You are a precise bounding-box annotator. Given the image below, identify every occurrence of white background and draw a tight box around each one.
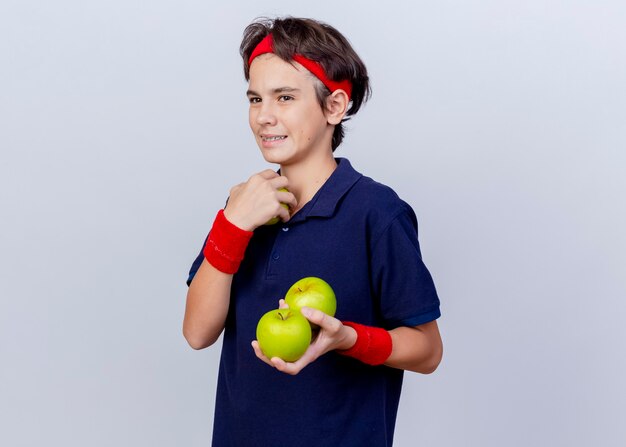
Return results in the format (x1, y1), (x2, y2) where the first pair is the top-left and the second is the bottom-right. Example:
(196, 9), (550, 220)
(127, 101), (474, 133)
(1, 1), (625, 446)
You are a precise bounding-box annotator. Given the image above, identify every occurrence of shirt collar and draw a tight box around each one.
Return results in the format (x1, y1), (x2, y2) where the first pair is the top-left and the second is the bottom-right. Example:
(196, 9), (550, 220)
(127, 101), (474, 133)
(285, 157), (362, 224)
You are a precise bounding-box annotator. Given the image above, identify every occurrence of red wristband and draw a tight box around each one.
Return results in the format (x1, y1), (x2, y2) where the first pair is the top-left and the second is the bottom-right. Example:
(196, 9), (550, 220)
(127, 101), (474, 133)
(203, 209), (254, 274)
(337, 322), (393, 366)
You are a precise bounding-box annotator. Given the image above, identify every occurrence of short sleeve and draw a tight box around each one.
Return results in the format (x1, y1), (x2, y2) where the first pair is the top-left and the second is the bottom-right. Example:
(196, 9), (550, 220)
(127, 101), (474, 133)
(186, 235), (207, 286)
(371, 206), (441, 328)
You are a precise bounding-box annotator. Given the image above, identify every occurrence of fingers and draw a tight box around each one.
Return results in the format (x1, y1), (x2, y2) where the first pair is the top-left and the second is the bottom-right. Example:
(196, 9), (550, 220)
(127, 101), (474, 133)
(255, 169), (280, 180)
(276, 206), (291, 223)
(252, 332), (314, 375)
(269, 174), (289, 188)
(272, 357), (303, 375)
(278, 299), (289, 309)
(271, 349), (315, 375)
(300, 307), (342, 333)
(251, 340), (277, 368)
(252, 173), (297, 221)
(276, 189), (298, 212)
(269, 357), (289, 371)
(227, 171), (295, 228)
(252, 340), (305, 374)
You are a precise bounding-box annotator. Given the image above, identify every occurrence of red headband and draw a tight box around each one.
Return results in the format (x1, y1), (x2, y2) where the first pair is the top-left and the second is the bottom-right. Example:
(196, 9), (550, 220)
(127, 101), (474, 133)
(248, 34), (353, 100)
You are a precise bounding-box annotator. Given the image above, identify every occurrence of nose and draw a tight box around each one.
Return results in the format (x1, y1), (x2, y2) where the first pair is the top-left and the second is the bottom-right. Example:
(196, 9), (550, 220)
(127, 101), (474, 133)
(255, 101), (277, 126)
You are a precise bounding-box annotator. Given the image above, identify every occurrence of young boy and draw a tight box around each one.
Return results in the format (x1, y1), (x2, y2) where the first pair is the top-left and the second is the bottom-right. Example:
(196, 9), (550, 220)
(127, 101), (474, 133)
(184, 17), (443, 447)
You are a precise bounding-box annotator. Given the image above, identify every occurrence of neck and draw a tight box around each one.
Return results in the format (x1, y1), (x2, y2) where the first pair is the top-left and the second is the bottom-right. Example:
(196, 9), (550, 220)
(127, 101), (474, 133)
(280, 151), (338, 214)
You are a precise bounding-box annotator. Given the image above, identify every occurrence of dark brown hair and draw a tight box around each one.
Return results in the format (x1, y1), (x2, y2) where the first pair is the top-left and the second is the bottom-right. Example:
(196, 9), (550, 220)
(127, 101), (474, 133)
(240, 17), (371, 151)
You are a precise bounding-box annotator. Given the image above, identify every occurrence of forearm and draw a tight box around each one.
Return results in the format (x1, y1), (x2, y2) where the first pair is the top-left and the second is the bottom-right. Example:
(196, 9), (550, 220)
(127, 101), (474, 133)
(183, 259), (233, 349)
(384, 321), (443, 373)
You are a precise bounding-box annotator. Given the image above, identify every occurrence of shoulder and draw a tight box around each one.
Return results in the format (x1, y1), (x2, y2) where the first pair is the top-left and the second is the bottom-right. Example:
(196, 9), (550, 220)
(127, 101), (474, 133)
(342, 167), (418, 238)
(351, 169), (415, 214)
(353, 174), (406, 207)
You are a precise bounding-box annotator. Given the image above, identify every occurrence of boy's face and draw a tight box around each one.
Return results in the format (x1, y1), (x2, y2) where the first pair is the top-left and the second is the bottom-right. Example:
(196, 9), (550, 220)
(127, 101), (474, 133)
(246, 54), (333, 166)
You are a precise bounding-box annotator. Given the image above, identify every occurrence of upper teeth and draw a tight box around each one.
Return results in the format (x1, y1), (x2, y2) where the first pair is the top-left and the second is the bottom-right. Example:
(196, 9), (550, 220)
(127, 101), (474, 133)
(264, 136), (286, 141)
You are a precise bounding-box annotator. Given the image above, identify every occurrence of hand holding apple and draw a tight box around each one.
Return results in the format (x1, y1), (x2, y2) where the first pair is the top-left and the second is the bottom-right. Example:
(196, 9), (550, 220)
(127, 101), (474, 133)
(252, 306), (357, 375)
(264, 187), (291, 225)
(252, 277), (340, 372)
(223, 171), (297, 231)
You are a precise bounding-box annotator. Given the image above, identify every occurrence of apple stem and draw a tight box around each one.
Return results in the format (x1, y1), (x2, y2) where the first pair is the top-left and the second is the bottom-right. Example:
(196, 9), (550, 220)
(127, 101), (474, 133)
(297, 287), (303, 293)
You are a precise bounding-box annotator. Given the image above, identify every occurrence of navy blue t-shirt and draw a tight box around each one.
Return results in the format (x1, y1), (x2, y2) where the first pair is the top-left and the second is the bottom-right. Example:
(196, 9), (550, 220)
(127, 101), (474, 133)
(187, 158), (440, 447)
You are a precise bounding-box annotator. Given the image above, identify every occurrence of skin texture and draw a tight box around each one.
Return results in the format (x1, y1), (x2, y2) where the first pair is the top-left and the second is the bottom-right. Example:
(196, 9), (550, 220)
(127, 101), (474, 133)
(184, 53), (443, 376)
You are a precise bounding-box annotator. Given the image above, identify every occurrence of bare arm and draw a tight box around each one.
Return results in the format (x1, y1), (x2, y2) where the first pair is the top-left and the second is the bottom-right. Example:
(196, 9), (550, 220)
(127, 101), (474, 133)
(183, 259), (233, 350)
(386, 320), (443, 374)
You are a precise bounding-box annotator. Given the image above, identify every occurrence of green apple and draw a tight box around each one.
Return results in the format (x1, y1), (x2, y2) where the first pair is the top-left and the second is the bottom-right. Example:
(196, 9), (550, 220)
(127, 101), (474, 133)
(284, 277), (337, 319)
(264, 187), (290, 225)
(256, 309), (312, 362)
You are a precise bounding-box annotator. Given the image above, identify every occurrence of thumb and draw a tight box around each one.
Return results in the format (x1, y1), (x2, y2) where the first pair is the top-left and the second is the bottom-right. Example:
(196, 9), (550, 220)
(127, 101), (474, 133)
(300, 307), (331, 328)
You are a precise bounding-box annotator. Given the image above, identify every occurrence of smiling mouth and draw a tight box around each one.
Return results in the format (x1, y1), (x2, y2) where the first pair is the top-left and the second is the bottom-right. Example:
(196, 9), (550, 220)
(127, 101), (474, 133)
(262, 135), (287, 142)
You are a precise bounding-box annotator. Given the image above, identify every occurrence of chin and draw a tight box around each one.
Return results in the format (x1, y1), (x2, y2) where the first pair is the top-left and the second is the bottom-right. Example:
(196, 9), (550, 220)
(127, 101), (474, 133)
(259, 151), (283, 165)
(259, 148), (295, 166)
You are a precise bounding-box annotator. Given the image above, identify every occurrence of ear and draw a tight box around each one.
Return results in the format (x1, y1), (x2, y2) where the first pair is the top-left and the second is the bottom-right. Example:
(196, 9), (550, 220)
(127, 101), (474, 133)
(324, 90), (349, 125)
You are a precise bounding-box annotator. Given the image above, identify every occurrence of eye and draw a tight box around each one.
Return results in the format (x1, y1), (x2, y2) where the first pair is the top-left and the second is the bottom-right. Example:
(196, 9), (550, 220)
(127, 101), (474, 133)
(248, 97), (261, 104)
(278, 95), (294, 102)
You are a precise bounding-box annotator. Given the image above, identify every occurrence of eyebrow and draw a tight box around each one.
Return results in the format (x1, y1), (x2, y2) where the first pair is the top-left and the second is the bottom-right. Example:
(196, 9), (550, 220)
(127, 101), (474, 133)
(246, 87), (301, 97)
